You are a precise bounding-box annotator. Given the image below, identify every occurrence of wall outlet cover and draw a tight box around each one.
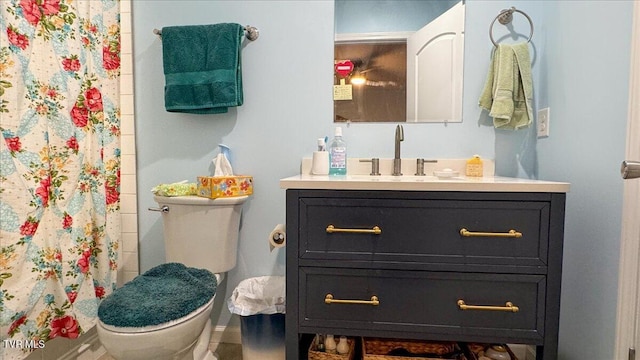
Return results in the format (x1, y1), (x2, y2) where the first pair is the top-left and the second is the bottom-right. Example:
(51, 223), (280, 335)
(537, 107), (550, 138)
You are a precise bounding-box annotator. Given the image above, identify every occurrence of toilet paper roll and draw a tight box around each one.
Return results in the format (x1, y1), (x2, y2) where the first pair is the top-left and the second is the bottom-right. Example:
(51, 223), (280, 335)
(269, 224), (286, 251)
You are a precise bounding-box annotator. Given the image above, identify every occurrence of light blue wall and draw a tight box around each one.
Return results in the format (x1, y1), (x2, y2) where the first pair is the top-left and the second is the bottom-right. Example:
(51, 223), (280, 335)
(538, 2), (632, 359)
(131, 1), (632, 357)
(132, 0), (335, 327)
(335, 0), (459, 33)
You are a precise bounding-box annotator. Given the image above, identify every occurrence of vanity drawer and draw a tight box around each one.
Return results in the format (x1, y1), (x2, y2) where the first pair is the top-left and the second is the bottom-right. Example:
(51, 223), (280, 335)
(299, 267), (545, 343)
(298, 197), (550, 268)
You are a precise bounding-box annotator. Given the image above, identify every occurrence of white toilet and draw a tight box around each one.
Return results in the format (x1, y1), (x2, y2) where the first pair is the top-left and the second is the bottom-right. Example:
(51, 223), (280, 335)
(97, 195), (248, 360)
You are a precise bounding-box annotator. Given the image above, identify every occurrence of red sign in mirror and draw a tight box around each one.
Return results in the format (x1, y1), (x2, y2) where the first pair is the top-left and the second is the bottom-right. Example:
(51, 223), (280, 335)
(334, 60), (354, 78)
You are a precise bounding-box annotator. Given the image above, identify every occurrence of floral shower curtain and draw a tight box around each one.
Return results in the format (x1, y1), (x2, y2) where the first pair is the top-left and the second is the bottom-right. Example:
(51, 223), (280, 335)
(0, 1), (120, 359)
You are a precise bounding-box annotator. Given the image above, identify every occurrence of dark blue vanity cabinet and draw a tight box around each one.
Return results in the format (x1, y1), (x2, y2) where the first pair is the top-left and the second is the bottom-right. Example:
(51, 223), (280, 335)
(285, 190), (566, 360)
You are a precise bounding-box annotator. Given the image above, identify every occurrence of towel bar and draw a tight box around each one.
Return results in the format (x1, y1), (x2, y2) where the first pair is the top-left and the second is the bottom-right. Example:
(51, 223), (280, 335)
(153, 25), (259, 41)
(489, 7), (533, 46)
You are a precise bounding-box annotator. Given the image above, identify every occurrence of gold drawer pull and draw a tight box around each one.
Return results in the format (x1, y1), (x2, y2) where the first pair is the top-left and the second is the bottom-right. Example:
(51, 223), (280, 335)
(325, 294), (380, 306)
(457, 299), (520, 313)
(326, 224), (382, 235)
(459, 228), (522, 238)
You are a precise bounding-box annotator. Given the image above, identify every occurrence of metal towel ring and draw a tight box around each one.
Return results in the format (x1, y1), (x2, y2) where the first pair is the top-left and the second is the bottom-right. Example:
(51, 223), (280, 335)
(489, 7), (534, 47)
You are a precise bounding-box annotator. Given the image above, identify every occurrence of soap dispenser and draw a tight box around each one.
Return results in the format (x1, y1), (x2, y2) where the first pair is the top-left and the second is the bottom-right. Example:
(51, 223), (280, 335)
(329, 127), (347, 175)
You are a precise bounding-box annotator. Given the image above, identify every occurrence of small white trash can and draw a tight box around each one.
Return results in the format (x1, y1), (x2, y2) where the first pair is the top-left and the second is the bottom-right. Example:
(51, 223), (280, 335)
(228, 276), (285, 360)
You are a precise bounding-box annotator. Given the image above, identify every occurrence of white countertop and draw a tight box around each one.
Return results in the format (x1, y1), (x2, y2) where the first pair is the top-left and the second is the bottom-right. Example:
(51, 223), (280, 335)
(280, 174), (570, 193)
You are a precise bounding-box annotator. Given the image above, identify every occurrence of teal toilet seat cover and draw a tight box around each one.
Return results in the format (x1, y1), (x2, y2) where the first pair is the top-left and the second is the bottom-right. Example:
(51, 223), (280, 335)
(98, 263), (217, 327)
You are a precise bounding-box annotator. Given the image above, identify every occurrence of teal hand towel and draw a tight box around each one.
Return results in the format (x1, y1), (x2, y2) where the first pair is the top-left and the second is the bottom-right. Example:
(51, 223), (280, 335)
(98, 263), (217, 327)
(479, 42), (533, 130)
(162, 23), (244, 114)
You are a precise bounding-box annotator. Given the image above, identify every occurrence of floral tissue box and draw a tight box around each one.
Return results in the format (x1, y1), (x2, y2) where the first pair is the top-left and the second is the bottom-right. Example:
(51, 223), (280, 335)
(197, 176), (253, 199)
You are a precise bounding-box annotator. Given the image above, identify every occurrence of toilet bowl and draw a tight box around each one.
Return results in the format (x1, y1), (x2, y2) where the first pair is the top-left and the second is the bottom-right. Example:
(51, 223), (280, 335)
(97, 195), (248, 360)
(96, 275), (221, 360)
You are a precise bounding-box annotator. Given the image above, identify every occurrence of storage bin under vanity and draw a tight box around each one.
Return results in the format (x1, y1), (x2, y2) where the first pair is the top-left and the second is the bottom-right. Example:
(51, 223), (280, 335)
(359, 338), (519, 360)
(361, 337), (467, 360)
(308, 335), (356, 360)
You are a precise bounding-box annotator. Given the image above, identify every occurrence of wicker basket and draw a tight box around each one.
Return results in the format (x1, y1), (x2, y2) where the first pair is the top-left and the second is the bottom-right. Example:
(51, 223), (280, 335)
(362, 337), (467, 360)
(308, 335), (356, 360)
(462, 343), (518, 360)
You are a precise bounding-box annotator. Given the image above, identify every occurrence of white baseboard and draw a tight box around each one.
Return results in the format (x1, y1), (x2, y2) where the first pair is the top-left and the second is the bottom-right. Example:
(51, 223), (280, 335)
(210, 325), (241, 345)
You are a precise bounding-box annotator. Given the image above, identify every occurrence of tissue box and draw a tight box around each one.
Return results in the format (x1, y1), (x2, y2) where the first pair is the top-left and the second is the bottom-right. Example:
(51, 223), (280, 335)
(197, 176), (253, 199)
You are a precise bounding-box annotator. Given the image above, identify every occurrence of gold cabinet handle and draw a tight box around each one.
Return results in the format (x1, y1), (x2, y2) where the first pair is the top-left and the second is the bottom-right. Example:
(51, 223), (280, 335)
(326, 225), (382, 235)
(459, 228), (522, 238)
(457, 299), (519, 313)
(325, 294), (380, 306)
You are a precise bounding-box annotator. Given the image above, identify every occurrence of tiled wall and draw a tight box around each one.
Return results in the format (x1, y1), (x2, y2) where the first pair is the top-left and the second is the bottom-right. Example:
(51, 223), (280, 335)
(118, 0), (139, 287)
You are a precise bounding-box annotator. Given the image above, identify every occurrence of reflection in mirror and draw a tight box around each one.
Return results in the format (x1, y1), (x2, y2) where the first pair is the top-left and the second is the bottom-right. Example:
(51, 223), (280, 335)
(334, 0), (464, 123)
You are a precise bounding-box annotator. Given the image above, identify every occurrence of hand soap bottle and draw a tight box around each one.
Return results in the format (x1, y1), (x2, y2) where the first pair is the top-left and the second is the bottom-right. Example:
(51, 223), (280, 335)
(466, 155), (483, 177)
(329, 127), (347, 175)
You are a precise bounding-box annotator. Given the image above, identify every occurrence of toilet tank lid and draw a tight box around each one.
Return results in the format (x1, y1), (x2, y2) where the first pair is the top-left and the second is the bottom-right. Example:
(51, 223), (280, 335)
(98, 263), (217, 328)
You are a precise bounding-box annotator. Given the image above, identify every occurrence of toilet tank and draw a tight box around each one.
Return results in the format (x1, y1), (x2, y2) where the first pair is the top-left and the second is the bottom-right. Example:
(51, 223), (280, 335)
(153, 195), (248, 274)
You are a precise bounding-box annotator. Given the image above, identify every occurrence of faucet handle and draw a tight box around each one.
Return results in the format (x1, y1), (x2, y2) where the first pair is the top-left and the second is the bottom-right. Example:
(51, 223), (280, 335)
(415, 158), (438, 176)
(359, 158), (381, 176)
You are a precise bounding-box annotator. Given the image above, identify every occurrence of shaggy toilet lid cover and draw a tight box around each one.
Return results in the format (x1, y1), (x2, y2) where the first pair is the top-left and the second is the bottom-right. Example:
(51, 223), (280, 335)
(98, 263), (217, 328)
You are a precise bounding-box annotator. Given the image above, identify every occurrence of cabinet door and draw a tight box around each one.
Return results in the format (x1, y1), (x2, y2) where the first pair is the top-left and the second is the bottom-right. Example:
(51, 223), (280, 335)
(299, 267), (546, 344)
(298, 197), (550, 270)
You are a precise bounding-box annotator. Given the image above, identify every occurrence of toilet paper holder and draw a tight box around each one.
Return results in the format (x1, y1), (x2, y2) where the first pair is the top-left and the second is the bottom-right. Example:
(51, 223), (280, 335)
(269, 224), (286, 251)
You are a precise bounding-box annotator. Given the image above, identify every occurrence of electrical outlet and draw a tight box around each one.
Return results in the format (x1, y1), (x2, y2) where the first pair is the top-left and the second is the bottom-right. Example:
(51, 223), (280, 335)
(537, 107), (550, 138)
